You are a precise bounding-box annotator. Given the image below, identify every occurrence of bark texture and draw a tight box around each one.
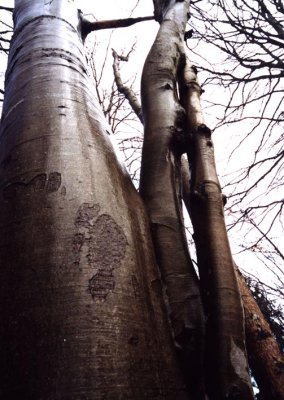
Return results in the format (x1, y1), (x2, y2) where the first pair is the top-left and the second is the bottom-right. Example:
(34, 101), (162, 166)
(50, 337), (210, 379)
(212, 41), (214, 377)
(0, 1), (188, 398)
(179, 58), (254, 400)
(237, 269), (284, 400)
(140, 2), (205, 398)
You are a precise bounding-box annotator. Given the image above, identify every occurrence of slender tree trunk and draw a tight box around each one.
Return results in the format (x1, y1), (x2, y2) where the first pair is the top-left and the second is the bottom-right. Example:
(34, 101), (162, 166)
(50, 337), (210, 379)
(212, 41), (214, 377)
(140, 2), (205, 398)
(0, 1), (188, 398)
(179, 57), (254, 399)
(237, 269), (284, 400)
(182, 158), (284, 399)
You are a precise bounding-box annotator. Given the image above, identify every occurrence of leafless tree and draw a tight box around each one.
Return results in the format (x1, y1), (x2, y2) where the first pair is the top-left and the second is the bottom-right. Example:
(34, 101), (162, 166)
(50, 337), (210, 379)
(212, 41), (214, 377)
(187, 0), (284, 291)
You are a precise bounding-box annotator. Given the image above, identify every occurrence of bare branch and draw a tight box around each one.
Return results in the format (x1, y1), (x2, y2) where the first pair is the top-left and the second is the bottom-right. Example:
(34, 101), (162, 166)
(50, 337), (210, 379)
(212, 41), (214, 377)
(112, 48), (143, 123)
(0, 6), (13, 12)
(81, 15), (155, 39)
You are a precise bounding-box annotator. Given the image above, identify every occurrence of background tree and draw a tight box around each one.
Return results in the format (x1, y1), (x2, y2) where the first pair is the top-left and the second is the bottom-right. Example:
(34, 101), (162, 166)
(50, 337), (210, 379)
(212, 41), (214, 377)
(238, 270), (284, 400)
(189, 0), (284, 293)
(246, 276), (284, 353)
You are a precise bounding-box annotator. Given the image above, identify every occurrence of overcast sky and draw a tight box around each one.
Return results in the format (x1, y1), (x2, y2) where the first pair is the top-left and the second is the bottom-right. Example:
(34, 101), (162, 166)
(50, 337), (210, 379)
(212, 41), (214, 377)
(0, 0), (282, 294)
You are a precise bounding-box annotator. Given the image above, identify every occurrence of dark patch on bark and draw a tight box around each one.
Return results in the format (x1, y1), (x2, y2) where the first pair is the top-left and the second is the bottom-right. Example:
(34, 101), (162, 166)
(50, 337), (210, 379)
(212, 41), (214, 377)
(75, 203), (100, 228)
(128, 335), (139, 346)
(88, 271), (114, 301)
(170, 130), (190, 155)
(32, 174), (47, 192)
(196, 123), (211, 137)
(256, 328), (271, 340)
(46, 172), (61, 192)
(73, 203), (128, 301)
(162, 83), (173, 90)
(131, 275), (141, 299)
(184, 29), (193, 40)
(60, 186), (66, 196)
(2, 172), (61, 199)
(39, 48), (87, 73)
(222, 193), (227, 206)
(72, 233), (85, 265)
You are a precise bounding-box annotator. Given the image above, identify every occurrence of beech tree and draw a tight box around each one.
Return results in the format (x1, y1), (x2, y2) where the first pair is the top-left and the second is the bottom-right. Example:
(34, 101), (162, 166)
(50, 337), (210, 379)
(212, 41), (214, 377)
(106, 25), (284, 400)
(0, 1), (283, 400)
(0, 1), (188, 398)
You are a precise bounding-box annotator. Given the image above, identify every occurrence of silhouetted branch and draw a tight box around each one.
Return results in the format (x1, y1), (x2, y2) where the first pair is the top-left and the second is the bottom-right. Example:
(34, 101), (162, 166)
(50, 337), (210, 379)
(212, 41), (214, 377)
(0, 6), (13, 12)
(81, 14), (155, 40)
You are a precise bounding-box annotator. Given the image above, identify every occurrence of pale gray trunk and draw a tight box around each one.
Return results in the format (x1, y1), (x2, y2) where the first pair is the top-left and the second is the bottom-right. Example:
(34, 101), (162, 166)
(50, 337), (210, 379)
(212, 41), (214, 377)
(0, 1), (188, 398)
(140, 1), (205, 398)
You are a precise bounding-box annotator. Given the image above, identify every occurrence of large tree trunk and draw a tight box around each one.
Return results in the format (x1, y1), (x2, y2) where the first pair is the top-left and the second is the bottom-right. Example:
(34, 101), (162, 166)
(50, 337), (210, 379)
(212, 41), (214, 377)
(140, 1), (205, 398)
(0, 1), (188, 398)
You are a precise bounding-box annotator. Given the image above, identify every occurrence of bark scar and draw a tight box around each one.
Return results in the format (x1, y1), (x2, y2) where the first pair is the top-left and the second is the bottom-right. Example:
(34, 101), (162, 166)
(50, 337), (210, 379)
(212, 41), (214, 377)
(73, 203), (128, 302)
(2, 172), (61, 199)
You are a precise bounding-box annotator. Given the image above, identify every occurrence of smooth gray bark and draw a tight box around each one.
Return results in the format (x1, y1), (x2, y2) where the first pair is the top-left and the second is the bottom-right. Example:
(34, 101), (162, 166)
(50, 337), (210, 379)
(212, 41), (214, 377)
(0, 1), (188, 398)
(140, 1), (206, 398)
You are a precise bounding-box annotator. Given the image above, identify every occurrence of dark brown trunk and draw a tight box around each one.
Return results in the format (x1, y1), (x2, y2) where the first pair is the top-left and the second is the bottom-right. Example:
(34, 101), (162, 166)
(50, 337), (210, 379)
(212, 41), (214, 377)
(81, 15), (154, 40)
(179, 57), (254, 399)
(237, 269), (284, 400)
